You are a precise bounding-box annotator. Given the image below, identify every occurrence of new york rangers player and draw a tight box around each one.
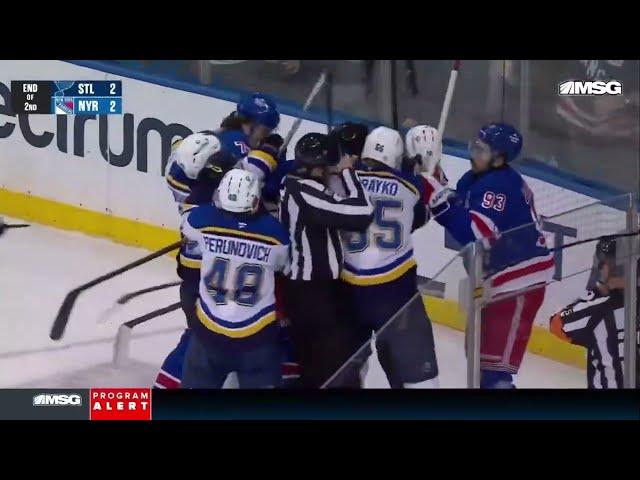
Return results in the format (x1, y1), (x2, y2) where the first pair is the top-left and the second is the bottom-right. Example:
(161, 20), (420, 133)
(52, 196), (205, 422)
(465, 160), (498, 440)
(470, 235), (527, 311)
(423, 123), (554, 388)
(340, 126), (439, 388)
(164, 92), (282, 205)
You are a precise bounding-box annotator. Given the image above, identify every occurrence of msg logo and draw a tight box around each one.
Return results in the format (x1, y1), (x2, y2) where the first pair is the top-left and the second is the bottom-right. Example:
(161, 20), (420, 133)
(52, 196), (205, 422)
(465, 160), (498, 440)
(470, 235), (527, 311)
(33, 394), (82, 407)
(558, 80), (623, 96)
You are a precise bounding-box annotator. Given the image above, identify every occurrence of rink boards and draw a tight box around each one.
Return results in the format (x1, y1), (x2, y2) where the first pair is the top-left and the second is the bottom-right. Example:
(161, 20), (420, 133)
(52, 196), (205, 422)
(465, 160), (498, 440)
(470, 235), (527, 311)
(1, 60), (629, 369)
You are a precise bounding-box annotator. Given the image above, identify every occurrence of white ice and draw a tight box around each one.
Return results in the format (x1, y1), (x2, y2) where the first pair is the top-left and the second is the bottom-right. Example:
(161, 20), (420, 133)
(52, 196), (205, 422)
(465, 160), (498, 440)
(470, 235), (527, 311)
(0, 217), (585, 388)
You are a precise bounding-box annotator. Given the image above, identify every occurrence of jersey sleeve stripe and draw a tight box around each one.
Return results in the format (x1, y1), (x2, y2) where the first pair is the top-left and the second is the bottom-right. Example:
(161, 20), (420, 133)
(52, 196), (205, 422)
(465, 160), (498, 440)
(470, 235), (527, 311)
(247, 149), (278, 171)
(470, 210), (497, 240)
(166, 174), (191, 194)
(246, 156), (272, 177)
(179, 254), (202, 269)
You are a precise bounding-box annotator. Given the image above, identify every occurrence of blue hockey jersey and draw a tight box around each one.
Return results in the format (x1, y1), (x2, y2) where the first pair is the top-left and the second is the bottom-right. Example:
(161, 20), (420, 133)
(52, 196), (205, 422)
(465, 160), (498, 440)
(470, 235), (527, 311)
(434, 165), (554, 295)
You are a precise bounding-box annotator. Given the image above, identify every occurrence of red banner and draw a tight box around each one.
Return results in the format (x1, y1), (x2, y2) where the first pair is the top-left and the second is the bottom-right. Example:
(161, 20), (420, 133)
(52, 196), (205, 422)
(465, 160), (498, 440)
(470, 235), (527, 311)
(90, 388), (151, 420)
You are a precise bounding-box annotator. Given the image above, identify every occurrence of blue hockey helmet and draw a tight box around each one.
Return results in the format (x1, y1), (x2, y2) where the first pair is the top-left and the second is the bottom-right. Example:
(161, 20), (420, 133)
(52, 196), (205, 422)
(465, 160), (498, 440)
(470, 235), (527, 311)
(236, 92), (280, 131)
(473, 123), (523, 163)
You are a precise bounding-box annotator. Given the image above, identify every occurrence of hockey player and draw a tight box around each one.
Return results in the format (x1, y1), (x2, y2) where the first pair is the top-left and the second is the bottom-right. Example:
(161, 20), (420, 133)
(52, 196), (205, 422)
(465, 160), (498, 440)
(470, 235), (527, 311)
(164, 92), (282, 205)
(422, 123), (554, 388)
(220, 92), (283, 183)
(339, 126), (439, 388)
(180, 168), (291, 388)
(155, 132), (237, 389)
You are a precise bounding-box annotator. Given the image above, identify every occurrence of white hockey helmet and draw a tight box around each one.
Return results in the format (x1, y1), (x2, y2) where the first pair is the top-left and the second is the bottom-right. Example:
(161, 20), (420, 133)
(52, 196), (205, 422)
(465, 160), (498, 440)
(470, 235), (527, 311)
(218, 168), (261, 213)
(405, 125), (442, 170)
(176, 132), (222, 180)
(361, 126), (404, 170)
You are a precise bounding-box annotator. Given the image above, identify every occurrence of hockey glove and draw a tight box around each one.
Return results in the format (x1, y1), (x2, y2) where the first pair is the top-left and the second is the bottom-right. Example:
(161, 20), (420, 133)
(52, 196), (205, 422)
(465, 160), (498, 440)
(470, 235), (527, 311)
(422, 175), (454, 219)
(0, 217), (5, 238)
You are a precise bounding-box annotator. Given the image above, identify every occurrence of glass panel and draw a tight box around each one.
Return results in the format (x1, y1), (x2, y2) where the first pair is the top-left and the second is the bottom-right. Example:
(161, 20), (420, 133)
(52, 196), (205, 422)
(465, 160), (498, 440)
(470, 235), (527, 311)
(96, 60), (394, 127)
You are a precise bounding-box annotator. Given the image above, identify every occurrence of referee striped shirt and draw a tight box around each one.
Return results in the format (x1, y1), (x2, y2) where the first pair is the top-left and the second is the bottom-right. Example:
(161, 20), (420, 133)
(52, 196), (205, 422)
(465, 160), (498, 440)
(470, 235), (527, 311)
(280, 168), (373, 281)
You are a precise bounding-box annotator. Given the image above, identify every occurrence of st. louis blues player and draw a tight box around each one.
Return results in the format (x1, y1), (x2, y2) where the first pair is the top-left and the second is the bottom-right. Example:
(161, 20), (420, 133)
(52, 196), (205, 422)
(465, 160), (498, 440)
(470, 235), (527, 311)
(180, 169), (291, 388)
(156, 132), (236, 389)
(422, 123), (554, 388)
(340, 126), (440, 388)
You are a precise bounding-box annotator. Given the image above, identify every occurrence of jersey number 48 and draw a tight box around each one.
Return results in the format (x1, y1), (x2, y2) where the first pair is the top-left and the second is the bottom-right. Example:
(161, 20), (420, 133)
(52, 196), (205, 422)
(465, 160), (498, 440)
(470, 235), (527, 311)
(204, 258), (264, 307)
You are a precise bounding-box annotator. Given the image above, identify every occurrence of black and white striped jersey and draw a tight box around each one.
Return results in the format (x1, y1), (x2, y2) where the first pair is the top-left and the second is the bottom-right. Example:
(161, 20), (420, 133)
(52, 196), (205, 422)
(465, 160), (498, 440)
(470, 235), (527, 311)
(279, 168), (373, 281)
(552, 290), (625, 389)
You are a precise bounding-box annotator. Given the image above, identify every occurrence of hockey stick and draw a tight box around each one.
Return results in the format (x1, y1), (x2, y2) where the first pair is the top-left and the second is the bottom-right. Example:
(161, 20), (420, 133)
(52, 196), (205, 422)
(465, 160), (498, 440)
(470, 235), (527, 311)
(326, 70), (334, 134)
(50, 239), (182, 341)
(5, 223), (31, 229)
(427, 60), (461, 176)
(113, 302), (182, 367)
(390, 60), (399, 129)
(548, 230), (640, 253)
(116, 280), (182, 305)
(98, 279), (182, 324)
(279, 70), (328, 156)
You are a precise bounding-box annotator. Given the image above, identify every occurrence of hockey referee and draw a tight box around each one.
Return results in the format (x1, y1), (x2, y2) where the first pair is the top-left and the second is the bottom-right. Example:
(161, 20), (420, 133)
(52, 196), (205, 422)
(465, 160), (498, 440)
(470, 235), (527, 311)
(280, 132), (374, 388)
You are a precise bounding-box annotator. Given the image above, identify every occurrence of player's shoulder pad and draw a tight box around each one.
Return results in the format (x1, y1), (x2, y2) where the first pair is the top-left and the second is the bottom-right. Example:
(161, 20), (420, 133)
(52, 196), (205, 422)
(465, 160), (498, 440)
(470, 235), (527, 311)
(456, 170), (475, 191)
(471, 166), (523, 195)
(397, 170), (425, 197)
(186, 204), (217, 229)
(253, 213), (290, 246)
(218, 129), (250, 159)
(356, 165), (423, 197)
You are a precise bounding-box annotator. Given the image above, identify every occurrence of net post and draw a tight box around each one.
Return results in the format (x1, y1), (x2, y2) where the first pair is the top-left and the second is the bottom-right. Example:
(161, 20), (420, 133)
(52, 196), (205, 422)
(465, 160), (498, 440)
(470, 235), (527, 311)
(623, 195), (638, 388)
(466, 242), (484, 389)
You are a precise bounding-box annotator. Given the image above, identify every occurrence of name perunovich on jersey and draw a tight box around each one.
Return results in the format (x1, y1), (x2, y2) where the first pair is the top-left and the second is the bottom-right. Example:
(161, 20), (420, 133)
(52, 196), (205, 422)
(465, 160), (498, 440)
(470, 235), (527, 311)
(182, 205), (290, 341)
(340, 167), (425, 286)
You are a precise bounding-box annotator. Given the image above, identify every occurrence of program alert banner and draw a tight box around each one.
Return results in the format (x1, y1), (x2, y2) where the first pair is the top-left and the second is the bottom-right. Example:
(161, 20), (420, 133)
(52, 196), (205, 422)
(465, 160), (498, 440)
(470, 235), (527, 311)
(90, 388), (151, 420)
(0, 388), (152, 420)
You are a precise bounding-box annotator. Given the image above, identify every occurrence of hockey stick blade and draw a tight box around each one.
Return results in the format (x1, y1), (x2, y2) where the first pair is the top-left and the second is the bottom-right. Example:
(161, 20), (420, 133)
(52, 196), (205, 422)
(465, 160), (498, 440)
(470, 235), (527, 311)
(123, 302), (182, 329)
(5, 223), (31, 229)
(50, 240), (182, 341)
(117, 280), (182, 305)
(50, 289), (82, 340)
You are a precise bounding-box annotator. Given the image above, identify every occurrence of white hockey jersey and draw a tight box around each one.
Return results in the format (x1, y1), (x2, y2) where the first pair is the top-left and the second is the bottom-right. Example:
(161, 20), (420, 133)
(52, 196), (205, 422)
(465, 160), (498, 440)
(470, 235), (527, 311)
(182, 204), (290, 341)
(339, 165), (426, 286)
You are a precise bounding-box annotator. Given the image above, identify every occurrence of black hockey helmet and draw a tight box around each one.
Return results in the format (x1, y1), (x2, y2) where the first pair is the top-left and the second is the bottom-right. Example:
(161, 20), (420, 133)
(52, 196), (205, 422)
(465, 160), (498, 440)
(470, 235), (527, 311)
(596, 236), (617, 262)
(329, 122), (369, 159)
(295, 132), (331, 167)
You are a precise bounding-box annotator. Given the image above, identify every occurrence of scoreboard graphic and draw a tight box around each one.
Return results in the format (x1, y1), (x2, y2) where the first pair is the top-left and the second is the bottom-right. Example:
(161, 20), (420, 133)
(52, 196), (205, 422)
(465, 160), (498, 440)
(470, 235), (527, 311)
(11, 80), (122, 115)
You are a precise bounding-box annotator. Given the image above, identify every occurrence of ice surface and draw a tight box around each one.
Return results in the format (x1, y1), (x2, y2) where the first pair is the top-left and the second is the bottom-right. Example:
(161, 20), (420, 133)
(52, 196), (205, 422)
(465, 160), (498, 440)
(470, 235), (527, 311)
(0, 217), (585, 388)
